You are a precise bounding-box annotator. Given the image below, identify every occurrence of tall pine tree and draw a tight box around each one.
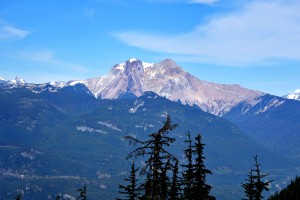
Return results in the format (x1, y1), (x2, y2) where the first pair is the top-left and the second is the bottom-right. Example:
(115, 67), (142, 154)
(253, 155), (272, 200)
(242, 155), (272, 200)
(182, 132), (194, 200)
(182, 133), (214, 200)
(169, 160), (182, 200)
(117, 162), (140, 200)
(124, 115), (178, 200)
(242, 170), (255, 200)
(192, 134), (214, 200)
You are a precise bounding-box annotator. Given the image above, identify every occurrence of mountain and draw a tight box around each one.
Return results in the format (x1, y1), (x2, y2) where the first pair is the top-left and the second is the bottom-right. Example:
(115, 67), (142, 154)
(1, 83), (299, 200)
(224, 94), (300, 158)
(82, 58), (300, 159)
(283, 89), (300, 100)
(83, 58), (262, 116)
(0, 77), (26, 85)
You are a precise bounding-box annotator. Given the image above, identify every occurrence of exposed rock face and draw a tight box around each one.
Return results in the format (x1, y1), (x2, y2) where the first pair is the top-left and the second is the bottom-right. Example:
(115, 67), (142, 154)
(83, 58), (263, 116)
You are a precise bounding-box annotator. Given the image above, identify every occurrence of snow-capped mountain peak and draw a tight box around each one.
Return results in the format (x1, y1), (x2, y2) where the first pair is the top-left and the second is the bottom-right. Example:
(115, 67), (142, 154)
(283, 89), (300, 101)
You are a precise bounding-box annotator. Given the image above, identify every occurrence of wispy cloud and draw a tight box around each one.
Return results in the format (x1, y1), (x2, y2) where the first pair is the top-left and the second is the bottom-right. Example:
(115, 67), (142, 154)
(16, 50), (87, 72)
(115, 0), (300, 66)
(0, 19), (30, 40)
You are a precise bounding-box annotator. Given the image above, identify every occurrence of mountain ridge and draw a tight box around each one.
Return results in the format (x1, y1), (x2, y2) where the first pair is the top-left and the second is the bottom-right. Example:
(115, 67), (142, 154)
(83, 58), (264, 116)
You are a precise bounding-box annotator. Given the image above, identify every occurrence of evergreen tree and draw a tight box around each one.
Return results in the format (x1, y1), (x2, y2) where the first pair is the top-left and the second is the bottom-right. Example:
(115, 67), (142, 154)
(242, 170), (255, 200)
(192, 134), (214, 200)
(55, 193), (62, 200)
(268, 176), (300, 200)
(15, 194), (22, 200)
(77, 186), (87, 200)
(124, 115), (178, 200)
(242, 155), (272, 200)
(161, 159), (171, 200)
(182, 132), (194, 200)
(169, 160), (182, 200)
(182, 133), (214, 200)
(117, 162), (140, 200)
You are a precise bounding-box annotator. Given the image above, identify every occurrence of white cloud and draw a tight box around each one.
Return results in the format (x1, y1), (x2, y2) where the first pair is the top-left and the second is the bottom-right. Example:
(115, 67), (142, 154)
(0, 20), (30, 40)
(115, 0), (300, 66)
(16, 50), (87, 72)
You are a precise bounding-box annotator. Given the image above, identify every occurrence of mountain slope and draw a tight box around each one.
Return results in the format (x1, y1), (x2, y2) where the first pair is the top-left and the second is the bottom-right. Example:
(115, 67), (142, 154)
(84, 58), (263, 116)
(0, 84), (298, 200)
(224, 94), (300, 158)
(83, 58), (300, 160)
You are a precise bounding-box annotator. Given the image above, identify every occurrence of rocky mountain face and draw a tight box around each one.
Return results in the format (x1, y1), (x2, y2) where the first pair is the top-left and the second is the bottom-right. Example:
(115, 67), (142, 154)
(84, 58), (263, 116)
(283, 89), (300, 100)
(82, 58), (300, 158)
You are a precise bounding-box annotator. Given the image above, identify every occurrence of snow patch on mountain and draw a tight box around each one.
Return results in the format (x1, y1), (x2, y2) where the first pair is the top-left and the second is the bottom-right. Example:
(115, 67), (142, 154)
(76, 126), (107, 134)
(98, 121), (121, 132)
(283, 89), (300, 100)
(129, 100), (144, 113)
(49, 81), (66, 88)
(255, 98), (285, 115)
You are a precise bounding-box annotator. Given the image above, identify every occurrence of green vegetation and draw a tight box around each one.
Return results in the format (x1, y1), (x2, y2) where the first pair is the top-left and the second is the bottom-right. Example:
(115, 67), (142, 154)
(118, 116), (215, 200)
(268, 176), (300, 200)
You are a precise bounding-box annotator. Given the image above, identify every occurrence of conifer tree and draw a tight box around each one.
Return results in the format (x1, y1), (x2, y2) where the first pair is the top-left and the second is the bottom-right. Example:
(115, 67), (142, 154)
(56, 193), (62, 200)
(117, 162), (140, 200)
(182, 132), (194, 200)
(15, 194), (22, 200)
(253, 155), (272, 200)
(182, 133), (214, 200)
(192, 134), (214, 200)
(242, 155), (272, 200)
(268, 176), (300, 200)
(124, 115), (178, 200)
(161, 159), (171, 200)
(169, 160), (182, 200)
(242, 170), (255, 200)
(77, 186), (87, 200)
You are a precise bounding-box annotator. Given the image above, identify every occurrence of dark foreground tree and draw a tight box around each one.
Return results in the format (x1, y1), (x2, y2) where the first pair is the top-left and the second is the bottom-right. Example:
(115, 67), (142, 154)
(268, 176), (300, 200)
(15, 194), (22, 200)
(242, 155), (272, 200)
(168, 160), (182, 200)
(182, 132), (194, 200)
(124, 115), (178, 200)
(182, 133), (214, 200)
(242, 170), (255, 200)
(192, 134), (215, 200)
(117, 162), (140, 200)
(77, 186), (87, 200)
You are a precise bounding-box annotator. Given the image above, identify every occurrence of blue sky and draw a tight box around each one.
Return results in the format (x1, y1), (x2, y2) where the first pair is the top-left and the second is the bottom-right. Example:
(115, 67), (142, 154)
(0, 0), (299, 96)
